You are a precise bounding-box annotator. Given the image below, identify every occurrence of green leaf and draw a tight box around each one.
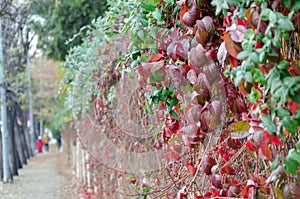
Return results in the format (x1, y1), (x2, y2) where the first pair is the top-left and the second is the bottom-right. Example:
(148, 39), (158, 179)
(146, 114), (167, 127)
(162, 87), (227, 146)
(261, 114), (277, 135)
(168, 97), (179, 107)
(284, 158), (297, 175)
(130, 60), (140, 68)
(277, 59), (290, 69)
(164, 0), (175, 4)
(273, 86), (289, 104)
(291, 94), (300, 104)
(261, 8), (271, 21)
(152, 96), (160, 105)
(234, 70), (244, 87)
(269, 10), (277, 22)
(250, 52), (259, 63)
(282, 117), (298, 134)
(271, 157), (280, 170)
(144, 105), (153, 114)
(150, 26), (158, 38)
(277, 18), (294, 31)
(253, 68), (266, 85)
(270, 79), (281, 95)
(292, 1), (300, 11)
(161, 89), (173, 96)
(139, 18), (148, 27)
(248, 87), (262, 103)
(295, 109), (300, 120)
(137, 30), (145, 39)
(266, 68), (280, 87)
(275, 107), (290, 119)
(169, 110), (179, 120)
(296, 141), (300, 151)
(152, 8), (162, 21)
(259, 51), (266, 63)
(158, 92), (167, 102)
(230, 121), (250, 132)
(288, 149), (300, 165)
(157, 19), (165, 25)
(211, 0), (223, 15)
(245, 71), (253, 83)
(237, 51), (250, 60)
(141, 2), (155, 12)
(283, 76), (300, 89)
(283, 0), (291, 9)
(244, 29), (255, 40)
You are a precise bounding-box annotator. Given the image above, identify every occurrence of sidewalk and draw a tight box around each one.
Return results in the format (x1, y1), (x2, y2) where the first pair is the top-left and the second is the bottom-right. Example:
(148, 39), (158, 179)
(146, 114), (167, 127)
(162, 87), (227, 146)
(0, 145), (80, 199)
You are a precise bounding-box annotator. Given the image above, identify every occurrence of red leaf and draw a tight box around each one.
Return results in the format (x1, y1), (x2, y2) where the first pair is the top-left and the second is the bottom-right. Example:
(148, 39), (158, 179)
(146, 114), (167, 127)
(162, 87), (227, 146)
(222, 31), (242, 58)
(259, 139), (272, 161)
(167, 65), (186, 83)
(200, 155), (216, 175)
(211, 174), (222, 189)
(166, 145), (181, 161)
(194, 73), (211, 104)
(228, 138), (243, 149)
(184, 102), (201, 124)
(187, 69), (198, 84)
(228, 25), (246, 43)
(190, 44), (213, 69)
(138, 60), (165, 81)
(130, 178), (137, 184)
(228, 185), (241, 197)
(167, 39), (190, 60)
(246, 140), (259, 152)
(287, 101), (300, 115)
(229, 55), (239, 68)
(238, 80), (252, 97)
(245, 4), (267, 33)
(236, 17), (247, 26)
(217, 42), (227, 67)
(255, 41), (263, 49)
(148, 53), (165, 62)
(200, 101), (223, 132)
(186, 161), (197, 174)
(194, 16), (214, 45)
(138, 63), (151, 80)
(229, 95), (247, 114)
(222, 164), (236, 175)
(271, 134), (283, 146)
(180, 3), (200, 28)
(203, 63), (219, 85)
(180, 125), (198, 137)
(166, 114), (180, 132)
(241, 183), (256, 199)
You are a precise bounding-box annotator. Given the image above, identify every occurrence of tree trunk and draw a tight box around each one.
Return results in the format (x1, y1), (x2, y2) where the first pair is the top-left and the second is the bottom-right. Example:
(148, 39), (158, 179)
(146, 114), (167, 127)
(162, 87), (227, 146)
(14, 120), (27, 166)
(23, 112), (33, 157)
(7, 106), (18, 177)
(0, 129), (3, 180)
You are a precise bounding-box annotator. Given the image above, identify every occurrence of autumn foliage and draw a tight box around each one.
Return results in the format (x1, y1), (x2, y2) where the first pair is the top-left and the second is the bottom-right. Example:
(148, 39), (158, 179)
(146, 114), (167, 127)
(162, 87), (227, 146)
(62, 0), (300, 198)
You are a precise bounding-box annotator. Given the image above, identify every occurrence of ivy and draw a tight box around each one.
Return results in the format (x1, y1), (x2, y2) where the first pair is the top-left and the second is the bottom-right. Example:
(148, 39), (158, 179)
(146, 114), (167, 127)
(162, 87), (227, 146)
(145, 85), (179, 120)
(58, 0), (300, 197)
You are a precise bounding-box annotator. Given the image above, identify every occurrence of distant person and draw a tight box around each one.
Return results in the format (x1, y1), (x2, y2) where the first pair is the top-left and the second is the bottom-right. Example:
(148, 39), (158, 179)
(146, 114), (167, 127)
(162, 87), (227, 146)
(42, 133), (50, 152)
(36, 136), (43, 153)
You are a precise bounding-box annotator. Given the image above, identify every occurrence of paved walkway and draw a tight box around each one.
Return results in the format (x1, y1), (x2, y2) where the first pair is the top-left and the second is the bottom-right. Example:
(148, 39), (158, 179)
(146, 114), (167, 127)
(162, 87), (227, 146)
(0, 145), (80, 199)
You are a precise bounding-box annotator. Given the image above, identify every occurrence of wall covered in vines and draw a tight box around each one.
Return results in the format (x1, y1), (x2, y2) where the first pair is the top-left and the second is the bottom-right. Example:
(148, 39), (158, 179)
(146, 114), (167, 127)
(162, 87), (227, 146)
(60, 0), (300, 198)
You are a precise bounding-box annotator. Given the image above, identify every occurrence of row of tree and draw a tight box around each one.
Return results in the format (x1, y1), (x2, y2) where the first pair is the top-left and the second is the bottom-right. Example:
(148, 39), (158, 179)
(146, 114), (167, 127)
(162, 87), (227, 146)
(0, 0), (35, 182)
(0, 0), (108, 183)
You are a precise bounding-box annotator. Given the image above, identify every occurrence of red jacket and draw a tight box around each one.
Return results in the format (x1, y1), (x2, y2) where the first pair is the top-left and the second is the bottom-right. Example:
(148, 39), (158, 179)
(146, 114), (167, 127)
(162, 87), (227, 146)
(36, 139), (43, 153)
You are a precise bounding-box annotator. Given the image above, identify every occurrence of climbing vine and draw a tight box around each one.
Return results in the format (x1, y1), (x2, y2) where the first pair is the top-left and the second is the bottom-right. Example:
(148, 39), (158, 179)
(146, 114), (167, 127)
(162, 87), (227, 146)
(60, 0), (300, 198)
